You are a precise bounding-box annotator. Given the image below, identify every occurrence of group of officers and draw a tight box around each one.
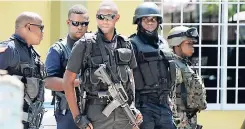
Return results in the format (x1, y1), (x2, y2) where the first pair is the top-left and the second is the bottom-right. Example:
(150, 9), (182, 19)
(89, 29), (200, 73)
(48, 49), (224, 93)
(0, 1), (207, 129)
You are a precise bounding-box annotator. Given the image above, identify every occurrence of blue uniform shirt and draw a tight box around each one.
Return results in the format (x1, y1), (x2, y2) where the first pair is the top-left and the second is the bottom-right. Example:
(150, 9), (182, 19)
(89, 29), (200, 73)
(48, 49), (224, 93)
(45, 35), (77, 78)
(0, 34), (30, 70)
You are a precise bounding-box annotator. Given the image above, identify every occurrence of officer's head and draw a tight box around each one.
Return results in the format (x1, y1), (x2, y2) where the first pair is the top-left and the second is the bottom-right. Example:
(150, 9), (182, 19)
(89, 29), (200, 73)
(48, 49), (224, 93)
(133, 2), (162, 36)
(167, 26), (198, 57)
(67, 5), (89, 40)
(96, 1), (120, 34)
(15, 12), (44, 46)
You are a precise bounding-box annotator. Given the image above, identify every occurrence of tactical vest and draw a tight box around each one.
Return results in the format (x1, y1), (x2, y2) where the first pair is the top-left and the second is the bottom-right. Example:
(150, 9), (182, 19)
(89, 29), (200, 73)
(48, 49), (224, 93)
(53, 38), (71, 77)
(51, 38), (80, 106)
(4, 37), (45, 111)
(130, 35), (175, 96)
(174, 58), (207, 112)
(80, 33), (134, 103)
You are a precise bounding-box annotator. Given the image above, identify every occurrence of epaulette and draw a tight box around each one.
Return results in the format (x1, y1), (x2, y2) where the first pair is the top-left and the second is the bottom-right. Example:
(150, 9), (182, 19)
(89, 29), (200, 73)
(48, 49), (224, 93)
(52, 38), (64, 48)
(0, 41), (9, 46)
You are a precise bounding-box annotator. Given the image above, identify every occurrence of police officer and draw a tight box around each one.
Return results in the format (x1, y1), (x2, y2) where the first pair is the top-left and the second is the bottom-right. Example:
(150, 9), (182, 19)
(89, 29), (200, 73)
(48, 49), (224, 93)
(167, 26), (207, 129)
(0, 70), (24, 129)
(44, 5), (89, 129)
(0, 12), (45, 129)
(130, 2), (177, 129)
(63, 1), (142, 129)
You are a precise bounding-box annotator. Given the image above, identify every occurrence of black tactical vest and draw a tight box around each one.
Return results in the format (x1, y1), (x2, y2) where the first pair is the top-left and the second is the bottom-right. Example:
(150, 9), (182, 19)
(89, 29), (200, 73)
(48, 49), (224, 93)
(80, 33), (134, 103)
(4, 36), (45, 111)
(130, 34), (174, 96)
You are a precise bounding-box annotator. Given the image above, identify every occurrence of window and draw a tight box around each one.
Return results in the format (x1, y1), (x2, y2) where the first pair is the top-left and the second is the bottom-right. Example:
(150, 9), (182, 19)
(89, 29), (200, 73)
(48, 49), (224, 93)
(145, 0), (245, 110)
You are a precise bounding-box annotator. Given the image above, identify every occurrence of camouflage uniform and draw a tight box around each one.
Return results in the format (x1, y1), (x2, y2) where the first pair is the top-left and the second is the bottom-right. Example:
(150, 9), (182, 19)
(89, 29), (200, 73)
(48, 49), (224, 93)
(167, 26), (207, 129)
(171, 57), (199, 129)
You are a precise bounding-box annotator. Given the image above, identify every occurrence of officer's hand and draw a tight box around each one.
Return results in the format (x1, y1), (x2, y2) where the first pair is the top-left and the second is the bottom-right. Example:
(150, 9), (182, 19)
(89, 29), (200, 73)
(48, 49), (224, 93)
(74, 79), (80, 87)
(130, 107), (143, 129)
(132, 112), (143, 129)
(136, 113), (143, 125)
(86, 123), (93, 129)
(74, 114), (91, 129)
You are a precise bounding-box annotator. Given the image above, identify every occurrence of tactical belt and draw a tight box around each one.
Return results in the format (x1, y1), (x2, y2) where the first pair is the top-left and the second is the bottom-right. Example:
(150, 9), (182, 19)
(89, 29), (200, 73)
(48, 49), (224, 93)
(140, 95), (169, 105)
(87, 98), (110, 105)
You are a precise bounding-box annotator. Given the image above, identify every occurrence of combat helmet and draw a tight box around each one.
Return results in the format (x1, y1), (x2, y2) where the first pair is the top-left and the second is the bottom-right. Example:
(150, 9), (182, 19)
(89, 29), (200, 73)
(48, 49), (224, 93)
(133, 2), (162, 24)
(167, 26), (199, 47)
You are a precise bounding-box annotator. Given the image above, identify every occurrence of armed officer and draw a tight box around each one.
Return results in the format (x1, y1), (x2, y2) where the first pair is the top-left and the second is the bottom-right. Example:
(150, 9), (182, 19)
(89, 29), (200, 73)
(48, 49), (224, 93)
(167, 26), (207, 129)
(63, 1), (142, 129)
(0, 12), (46, 129)
(44, 5), (89, 129)
(130, 2), (177, 129)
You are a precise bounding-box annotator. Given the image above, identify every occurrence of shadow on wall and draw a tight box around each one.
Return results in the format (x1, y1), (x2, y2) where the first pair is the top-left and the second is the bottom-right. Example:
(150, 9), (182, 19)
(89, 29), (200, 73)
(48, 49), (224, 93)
(241, 119), (245, 129)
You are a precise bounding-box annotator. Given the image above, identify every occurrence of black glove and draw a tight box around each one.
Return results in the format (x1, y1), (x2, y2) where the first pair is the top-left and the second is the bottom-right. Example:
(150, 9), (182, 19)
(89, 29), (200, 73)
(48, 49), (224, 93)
(74, 114), (91, 129)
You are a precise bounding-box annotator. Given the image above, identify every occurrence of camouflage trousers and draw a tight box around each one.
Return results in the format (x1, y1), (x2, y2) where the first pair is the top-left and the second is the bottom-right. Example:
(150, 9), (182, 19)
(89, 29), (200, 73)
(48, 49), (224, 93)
(173, 110), (197, 129)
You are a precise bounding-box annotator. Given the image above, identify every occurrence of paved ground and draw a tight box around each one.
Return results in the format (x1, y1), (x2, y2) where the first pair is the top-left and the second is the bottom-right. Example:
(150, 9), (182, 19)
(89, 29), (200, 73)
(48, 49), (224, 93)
(41, 109), (56, 129)
(42, 89), (56, 129)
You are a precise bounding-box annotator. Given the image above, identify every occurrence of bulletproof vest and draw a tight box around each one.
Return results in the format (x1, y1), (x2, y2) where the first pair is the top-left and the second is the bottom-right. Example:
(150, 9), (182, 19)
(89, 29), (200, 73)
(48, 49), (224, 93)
(4, 37), (45, 111)
(130, 35), (174, 95)
(52, 38), (80, 103)
(80, 33), (134, 102)
(53, 38), (71, 76)
(174, 58), (207, 111)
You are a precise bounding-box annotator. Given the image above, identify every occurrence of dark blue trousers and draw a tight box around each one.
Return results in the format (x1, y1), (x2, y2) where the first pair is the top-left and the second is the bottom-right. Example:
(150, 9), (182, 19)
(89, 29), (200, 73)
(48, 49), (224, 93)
(138, 102), (177, 129)
(55, 110), (79, 129)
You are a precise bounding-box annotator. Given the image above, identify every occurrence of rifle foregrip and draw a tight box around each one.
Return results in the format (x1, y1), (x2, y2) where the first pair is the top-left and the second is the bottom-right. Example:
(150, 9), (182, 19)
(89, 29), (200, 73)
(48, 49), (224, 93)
(122, 105), (138, 129)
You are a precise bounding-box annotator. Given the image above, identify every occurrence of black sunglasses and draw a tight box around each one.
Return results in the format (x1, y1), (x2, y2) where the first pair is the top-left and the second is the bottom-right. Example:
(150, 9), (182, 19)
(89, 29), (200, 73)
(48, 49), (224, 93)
(69, 20), (89, 27)
(29, 23), (44, 32)
(96, 14), (116, 21)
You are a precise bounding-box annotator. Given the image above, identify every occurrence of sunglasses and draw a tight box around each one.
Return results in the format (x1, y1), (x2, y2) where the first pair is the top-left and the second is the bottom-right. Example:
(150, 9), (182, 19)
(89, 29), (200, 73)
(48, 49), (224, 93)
(69, 20), (89, 27)
(96, 14), (116, 21)
(29, 23), (44, 32)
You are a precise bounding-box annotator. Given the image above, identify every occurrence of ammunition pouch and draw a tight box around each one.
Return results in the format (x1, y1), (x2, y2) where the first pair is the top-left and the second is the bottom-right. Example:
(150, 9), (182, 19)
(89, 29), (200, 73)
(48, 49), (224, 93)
(114, 48), (132, 83)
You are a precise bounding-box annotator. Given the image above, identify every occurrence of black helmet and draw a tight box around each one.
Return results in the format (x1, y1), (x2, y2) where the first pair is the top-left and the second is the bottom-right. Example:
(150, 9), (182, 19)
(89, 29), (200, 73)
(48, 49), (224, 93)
(133, 2), (162, 24)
